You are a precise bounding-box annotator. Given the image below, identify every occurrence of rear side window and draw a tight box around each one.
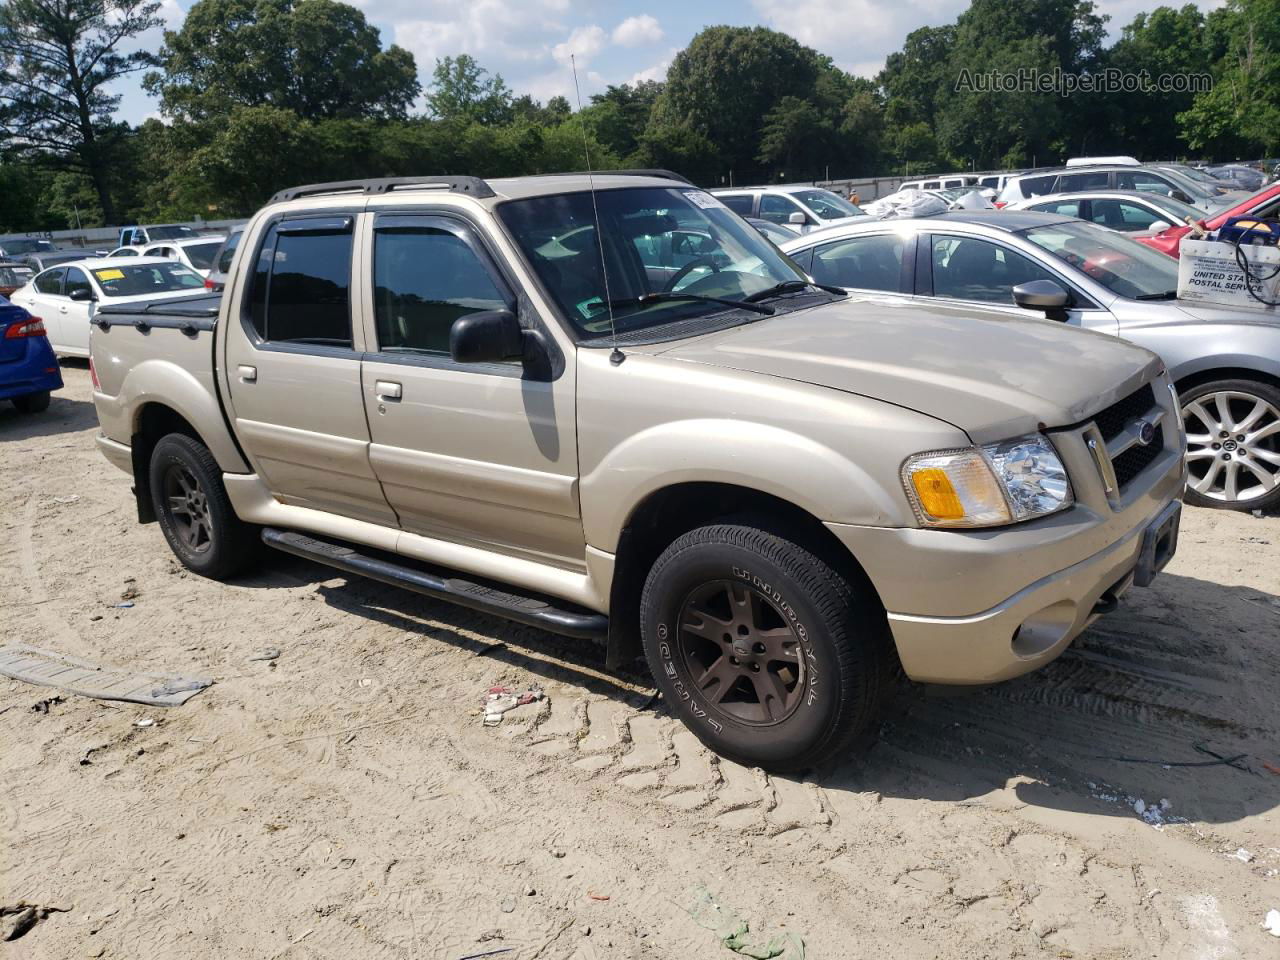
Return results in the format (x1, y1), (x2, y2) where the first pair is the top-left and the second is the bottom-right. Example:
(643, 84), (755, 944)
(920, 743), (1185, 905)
(1016, 175), (1057, 197)
(1035, 199), (1082, 217)
(247, 220), (353, 347)
(217, 232), (242, 273)
(372, 225), (507, 356)
(1117, 171), (1174, 195)
(811, 234), (905, 292)
(1059, 171), (1109, 191)
(718, 195), (753, 216)
(35, 268), (63, 295)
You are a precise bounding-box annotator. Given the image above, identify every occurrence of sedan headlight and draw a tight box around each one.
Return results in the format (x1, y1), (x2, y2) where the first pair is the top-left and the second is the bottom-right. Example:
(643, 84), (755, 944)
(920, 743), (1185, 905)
(902, 434), (1073, 528)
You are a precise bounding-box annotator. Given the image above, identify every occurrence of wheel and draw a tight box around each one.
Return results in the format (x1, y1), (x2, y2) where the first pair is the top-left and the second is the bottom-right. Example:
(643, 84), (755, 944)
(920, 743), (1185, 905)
(12, 391), (50, 413)
(640, 522), (890, 773)
(148, 433), (258, 579)
(1180, 379), (1280, 511)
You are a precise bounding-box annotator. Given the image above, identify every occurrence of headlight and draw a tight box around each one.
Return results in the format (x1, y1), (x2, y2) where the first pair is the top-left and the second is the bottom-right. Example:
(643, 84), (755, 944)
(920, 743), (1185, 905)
(902, 434), (1073, 528)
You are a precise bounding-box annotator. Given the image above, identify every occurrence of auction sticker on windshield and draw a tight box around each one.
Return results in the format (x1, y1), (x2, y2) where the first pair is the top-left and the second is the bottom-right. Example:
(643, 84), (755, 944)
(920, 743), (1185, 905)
(95, 269), (125, 281)
(684, 191), (725, 210)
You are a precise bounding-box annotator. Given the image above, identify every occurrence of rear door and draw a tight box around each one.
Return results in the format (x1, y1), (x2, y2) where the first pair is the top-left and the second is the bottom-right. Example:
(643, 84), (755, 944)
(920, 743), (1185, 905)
(357, 211), (584, 568)
(220, 211), (398, 525)
(23, 268), (66, 347)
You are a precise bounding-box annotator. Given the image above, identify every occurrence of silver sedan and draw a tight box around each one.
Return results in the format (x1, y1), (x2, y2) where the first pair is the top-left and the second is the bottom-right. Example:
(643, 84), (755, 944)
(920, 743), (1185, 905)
(780, 211), (1280, 511)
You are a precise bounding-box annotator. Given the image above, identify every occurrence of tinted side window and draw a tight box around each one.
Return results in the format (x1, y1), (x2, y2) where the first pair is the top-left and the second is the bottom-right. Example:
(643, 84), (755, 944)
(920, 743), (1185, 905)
(787, 246), (814, 272)
(931, 236), (1057, 303)
(1017, 175), (1057, 197)
(373, 227), (507, 356)
(217, 232), (242, 272)
(1090, 199), (1162, 231)
(759, 194), (802, 225)
(1036, 200), (1081, 217)
(248, 223), (353, 346)
(718, 195), (754, 216)
(35, 268), (64, 295)
(64, 267), (92, 298)
(811, 235), (904, 292)
(1059, 171), (1109, 190)
(1117, 171), (1174, 195)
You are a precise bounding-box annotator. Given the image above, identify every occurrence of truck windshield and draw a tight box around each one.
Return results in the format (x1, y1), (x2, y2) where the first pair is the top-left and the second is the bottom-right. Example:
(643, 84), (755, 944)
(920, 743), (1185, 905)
(92, 262), (205, 297)
(4, 239), (55, 254)
(1022, 220), (1180, 300)
(497, 186), (810, 339)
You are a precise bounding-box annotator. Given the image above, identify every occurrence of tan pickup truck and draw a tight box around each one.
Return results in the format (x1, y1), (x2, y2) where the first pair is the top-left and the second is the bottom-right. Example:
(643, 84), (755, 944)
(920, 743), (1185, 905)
(89, 171), (1184, 771)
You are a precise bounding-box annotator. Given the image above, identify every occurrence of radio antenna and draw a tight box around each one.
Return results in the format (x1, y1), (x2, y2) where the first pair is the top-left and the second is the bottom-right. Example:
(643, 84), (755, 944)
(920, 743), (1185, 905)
(570, 54), (623, 365)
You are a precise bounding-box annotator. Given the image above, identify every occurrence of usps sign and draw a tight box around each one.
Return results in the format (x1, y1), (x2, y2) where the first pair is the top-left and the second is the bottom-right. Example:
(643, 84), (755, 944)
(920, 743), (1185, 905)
(1177, 238), (1280, 308)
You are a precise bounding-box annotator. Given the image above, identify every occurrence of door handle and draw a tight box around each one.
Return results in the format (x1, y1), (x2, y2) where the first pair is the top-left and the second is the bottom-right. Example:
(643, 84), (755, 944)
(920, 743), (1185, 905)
(59, 306), (68, 314)
(375, 380), (402, 400)
(237, 364), (257, 382)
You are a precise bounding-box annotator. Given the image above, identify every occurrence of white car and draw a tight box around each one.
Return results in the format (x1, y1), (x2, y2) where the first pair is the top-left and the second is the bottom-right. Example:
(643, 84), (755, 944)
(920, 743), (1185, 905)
(108, 246), (145, 257)
(710, 185), (869, 234)
(9, 257), (206, 357)
(140, 236), (226, 278)
(1006, 190), (1203, 234)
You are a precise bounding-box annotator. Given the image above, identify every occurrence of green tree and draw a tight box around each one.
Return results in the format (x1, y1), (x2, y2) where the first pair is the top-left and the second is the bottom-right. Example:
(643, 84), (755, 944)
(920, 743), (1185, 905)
(148, 0), (419, 121)
(1179, 0), (1280, 156)
(582, 81), (662, 161)
(0, 0), (162, 223)
(427, 54), (514, 125)
(653, 26), (822, 181)
(757, 96), (828, 178)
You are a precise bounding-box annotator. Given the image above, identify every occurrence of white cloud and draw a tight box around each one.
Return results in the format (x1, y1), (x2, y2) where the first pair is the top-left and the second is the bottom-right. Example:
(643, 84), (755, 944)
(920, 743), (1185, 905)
(612, 14), (664, 48)
(628, 46), (679, 85)
(552, 24), (608, 67)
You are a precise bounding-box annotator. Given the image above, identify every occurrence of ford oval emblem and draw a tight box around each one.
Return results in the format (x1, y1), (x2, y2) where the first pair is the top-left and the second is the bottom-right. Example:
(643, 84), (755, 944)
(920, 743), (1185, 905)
(1136, 420), (1156, 446)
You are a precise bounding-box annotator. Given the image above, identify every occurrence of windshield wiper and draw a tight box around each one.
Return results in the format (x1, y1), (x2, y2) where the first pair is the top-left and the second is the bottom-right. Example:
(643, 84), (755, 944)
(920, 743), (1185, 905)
(608, 291), (775, 316)
(743, 279), (846, 302)
(1134, 290), (1178, 301)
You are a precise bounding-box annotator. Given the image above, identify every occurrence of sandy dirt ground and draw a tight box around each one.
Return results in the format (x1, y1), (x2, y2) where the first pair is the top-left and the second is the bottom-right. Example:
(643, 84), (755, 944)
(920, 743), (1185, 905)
(2, 364), (1279, 960)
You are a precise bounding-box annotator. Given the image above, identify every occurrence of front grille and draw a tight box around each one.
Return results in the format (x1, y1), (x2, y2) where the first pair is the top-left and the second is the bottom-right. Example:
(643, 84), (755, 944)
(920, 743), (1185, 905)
(1092, 384), (1156, 443)
(1111, 424), (1164, 487)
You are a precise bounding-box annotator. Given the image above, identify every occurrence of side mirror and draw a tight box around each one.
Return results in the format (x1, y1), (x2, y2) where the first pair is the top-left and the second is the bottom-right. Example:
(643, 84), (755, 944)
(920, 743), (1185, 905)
(449, 309), (523, 364)
(1012, 279), (1070, 314)
(1149, 220), (1171, 233)
(68, 288), (95, 302)
(788, 211), (807, 226)
(1170, 190), (1192, 204)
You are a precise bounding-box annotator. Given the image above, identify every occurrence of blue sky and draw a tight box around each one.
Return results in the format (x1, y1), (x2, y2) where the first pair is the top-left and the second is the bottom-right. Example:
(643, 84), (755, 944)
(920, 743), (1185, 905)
(118, 0), (1224, 124)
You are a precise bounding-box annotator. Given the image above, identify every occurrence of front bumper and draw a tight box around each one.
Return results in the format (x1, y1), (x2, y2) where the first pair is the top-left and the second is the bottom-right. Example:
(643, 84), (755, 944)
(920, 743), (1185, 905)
(827, 392), (1185, 684)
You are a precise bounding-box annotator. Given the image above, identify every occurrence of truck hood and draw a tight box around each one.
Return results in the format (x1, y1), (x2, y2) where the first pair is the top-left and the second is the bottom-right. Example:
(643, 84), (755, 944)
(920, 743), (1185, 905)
(646, 297), (1163, 443)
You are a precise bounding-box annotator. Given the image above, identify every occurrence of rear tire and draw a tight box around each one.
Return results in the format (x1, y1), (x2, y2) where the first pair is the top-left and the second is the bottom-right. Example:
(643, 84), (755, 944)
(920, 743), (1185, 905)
(12, 391), (50, 413)
(640, 522), (890, 773)
(149, 433), (258, 579)
(1180, 378), (1280, 512)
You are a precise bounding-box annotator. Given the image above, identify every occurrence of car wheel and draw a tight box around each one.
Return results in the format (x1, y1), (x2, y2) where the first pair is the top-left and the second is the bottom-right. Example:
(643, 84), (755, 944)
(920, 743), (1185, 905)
(1180, 379), (1280, 511)
(149, 433), (258, 579)
(640, 522), (891, 773)
(12, 391), (50, 413)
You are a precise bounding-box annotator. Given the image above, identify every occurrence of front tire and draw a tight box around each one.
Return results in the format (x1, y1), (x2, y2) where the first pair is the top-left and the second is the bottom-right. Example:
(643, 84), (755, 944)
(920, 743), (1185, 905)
(640, 522), (890, 773)
(12, 391), (50, 413)
(149, 433), (258, 579)
(1180, 378), (1280, 511)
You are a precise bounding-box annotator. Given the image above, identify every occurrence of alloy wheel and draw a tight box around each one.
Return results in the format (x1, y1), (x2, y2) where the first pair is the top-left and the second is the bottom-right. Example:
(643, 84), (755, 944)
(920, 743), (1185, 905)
(676, 579), (805, 725)
(163, 463), (214, 553)
(1182, 390), (1280, 503)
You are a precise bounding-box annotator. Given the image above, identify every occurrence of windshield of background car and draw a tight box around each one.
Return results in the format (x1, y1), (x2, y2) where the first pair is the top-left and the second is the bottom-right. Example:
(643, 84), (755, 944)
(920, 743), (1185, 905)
(498, 186), (809, 339)
(4, 239), (55, 254)
(183, 241), (223, 270)
(792, 189), (863, 218)
(147, 226), (197, 241)
(1022, 220), (1179, 299)
(91, 262), (205, 297)
(1146, 194), (1202, 222)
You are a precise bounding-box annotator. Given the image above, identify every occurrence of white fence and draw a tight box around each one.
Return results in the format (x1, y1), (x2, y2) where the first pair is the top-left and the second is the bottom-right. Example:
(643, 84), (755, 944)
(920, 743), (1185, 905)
(0, 217), (247, 250)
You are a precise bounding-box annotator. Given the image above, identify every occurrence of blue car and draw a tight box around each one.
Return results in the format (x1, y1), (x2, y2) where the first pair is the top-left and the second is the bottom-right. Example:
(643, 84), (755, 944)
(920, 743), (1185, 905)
(0, 299), (62, 413)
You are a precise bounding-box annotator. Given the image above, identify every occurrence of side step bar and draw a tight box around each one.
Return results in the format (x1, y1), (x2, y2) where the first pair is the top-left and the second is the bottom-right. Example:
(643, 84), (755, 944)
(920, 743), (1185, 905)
(261, 528), (609, 641)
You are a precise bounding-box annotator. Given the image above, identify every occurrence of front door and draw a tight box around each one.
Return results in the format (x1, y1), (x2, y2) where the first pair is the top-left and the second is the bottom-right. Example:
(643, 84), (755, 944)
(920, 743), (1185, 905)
(357, 212), (584, 569)
(59, 266), (96, 355)
(220, 212), (397, 526)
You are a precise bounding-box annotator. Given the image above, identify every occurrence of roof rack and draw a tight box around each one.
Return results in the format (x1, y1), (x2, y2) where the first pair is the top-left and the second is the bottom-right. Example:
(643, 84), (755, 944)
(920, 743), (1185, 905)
(269, 176), (496, 204)
(521, 168), (693, 185)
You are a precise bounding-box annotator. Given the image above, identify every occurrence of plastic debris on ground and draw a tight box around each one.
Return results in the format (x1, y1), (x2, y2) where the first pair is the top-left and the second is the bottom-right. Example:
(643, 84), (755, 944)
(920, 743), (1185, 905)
(482, 685), (544, 726)
(1228, 848), (1254, 863)
(1264, 909), (1280, 937)
(685, 883), (805, 959)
